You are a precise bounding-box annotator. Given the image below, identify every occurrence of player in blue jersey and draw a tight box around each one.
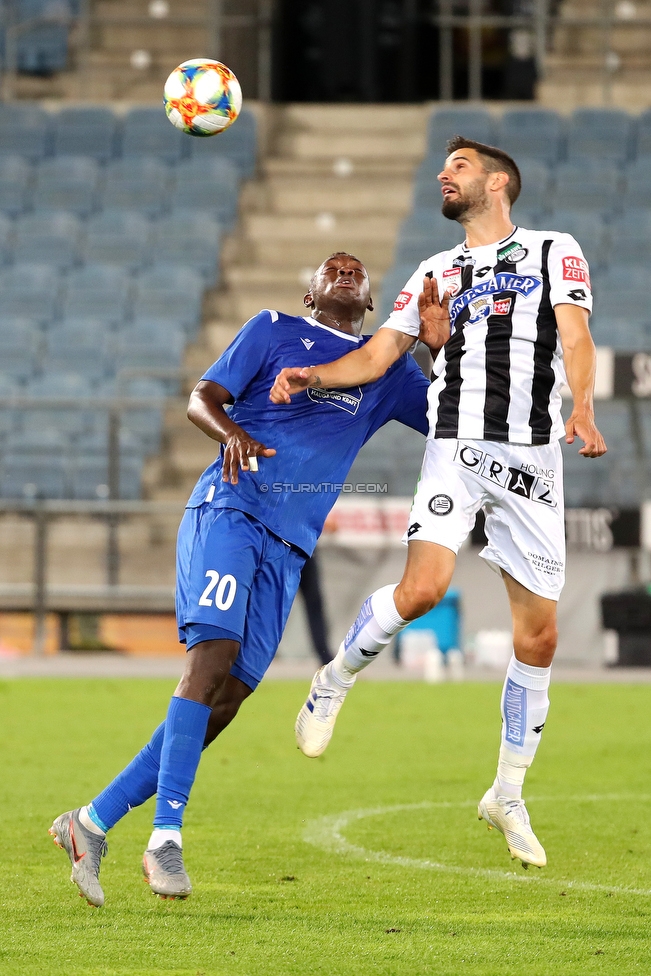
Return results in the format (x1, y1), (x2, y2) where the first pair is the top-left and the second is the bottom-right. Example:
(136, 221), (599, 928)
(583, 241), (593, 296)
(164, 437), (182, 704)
(48, 252), (429, 906)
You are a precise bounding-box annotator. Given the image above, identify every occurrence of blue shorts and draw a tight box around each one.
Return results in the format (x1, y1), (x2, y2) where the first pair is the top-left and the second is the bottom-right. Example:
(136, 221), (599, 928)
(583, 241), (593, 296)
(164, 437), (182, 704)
(176, 506), (306, 691)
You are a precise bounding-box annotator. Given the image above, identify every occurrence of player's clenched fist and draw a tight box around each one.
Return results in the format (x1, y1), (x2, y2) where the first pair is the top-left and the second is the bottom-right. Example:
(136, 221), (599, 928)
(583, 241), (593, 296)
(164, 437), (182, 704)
(418, 275), (451, 354)
(564, 412), (607, 458)
(270, 366), (317, 404)
(222, 431), (275, 484)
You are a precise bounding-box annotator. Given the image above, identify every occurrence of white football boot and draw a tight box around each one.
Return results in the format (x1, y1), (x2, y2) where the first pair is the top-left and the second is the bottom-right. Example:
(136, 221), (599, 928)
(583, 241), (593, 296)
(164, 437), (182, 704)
(478, 786), (547, 868)
(295, 663), (353, 758)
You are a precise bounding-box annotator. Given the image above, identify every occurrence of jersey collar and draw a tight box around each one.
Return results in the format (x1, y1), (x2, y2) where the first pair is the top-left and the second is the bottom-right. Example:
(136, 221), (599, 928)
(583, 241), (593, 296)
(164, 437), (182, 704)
(303, 316), (362, 343)
(461, 225), (518, 253)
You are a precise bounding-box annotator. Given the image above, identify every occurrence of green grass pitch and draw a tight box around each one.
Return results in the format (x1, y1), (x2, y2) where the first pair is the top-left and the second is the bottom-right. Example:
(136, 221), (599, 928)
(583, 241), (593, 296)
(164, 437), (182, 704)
(3, 677), (651, 976)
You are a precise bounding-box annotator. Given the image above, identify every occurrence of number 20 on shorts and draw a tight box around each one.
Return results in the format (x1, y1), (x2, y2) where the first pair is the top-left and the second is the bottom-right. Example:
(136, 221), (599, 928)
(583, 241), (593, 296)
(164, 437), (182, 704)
(198, 571), (237, 610)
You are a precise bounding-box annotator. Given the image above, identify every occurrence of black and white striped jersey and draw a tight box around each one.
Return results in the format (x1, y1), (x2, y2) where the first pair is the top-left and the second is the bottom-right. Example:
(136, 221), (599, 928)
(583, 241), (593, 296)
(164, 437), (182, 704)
(380, 227), (593, 445)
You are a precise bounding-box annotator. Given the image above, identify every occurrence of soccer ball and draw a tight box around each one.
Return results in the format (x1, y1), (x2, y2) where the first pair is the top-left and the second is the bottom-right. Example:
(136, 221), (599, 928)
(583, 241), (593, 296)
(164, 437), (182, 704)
(163, 59), (242, 137)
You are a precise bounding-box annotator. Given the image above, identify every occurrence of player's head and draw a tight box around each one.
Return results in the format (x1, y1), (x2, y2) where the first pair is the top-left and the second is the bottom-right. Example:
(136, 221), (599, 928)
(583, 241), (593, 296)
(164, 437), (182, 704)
(304, 252), (374, 316)
(438, 136), (521, 223)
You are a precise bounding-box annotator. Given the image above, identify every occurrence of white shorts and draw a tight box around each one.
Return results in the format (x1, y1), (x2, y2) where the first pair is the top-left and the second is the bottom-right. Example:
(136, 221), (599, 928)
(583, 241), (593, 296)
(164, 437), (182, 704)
(405, 438), (566, 601)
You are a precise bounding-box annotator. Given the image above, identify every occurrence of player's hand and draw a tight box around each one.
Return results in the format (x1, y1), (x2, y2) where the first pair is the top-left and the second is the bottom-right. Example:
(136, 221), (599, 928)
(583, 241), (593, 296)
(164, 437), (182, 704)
(565, 412), (607, 458)
(270, 367), (317, 404)
(418, 276), (451, 353)
(222, 432), (275, 484)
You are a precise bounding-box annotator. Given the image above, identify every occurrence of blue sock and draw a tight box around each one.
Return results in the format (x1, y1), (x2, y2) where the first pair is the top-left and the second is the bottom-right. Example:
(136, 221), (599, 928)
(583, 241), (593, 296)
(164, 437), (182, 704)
(154, 696), (211, 830)
(90, 722), (167, 831)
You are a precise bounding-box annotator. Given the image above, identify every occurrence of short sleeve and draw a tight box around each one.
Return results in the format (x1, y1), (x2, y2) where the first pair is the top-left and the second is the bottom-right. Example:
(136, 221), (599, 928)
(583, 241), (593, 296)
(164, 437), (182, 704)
(548, 234), (593, 314)
(378, 261), (427, 338)
(201, 311), (273, 401)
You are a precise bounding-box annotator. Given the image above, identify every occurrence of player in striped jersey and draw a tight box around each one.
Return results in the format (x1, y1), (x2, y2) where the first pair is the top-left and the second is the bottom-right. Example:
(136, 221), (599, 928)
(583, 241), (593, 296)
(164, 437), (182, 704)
(271, 137), (607, 869)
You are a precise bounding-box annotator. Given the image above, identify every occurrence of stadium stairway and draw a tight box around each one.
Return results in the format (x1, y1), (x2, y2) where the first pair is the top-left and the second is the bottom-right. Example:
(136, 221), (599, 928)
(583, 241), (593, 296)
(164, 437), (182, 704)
(145, 103), (428, 508)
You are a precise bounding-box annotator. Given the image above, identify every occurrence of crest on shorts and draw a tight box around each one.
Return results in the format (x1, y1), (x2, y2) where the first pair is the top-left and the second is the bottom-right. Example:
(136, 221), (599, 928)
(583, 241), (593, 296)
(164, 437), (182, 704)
(428, 494), (454, 516)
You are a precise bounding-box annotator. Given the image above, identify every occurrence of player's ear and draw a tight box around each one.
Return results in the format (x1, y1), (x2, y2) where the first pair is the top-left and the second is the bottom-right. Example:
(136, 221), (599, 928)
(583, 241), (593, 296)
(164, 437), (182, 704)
(367, 297), (374, 312)
(303, 292), (315, 308)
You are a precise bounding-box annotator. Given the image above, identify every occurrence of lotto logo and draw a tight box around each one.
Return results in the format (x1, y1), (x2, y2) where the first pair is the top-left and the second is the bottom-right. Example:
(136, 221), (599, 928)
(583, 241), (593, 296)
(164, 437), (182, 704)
(562, 256), (591, 286)
(493, 298), (512, 316)
(393, 291), (412, 311)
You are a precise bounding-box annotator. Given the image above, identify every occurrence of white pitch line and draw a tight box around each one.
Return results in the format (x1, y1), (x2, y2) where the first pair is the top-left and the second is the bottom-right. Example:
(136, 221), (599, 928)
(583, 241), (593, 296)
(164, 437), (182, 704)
(303, 799), (651, 897)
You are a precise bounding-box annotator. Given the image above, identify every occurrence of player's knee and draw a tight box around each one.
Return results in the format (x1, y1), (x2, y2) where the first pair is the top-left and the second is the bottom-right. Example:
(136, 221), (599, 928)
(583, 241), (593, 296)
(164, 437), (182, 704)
(515, 620), (557, 664)
(396, 579), (446, 620)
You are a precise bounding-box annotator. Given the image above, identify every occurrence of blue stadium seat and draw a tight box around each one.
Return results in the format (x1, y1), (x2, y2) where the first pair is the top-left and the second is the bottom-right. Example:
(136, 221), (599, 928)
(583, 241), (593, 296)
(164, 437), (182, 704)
(567, 109), (633, 163)
(0, 453), (67, 499)
(5, 427), (70, 457)
(188, 108), (257, 177)
(84, 211), (151, 270)
(170, 158), (239, 227)
(0, 318), (40, 381)
(103, 376), (166, 451)
(44, 321), (112, 380)
(0, 105), (51, 159)
(121, 108), (186, 163)
(427, 108), (493, 156)
(102, 158), (170, 217)
(69, 455), (143, 500)
(634, 110), (651, 159)
(412, 179), (445, 211)
(395, 211), (465, 267)
(32, 156), (100, 216)
(495, 110), (563, 165)
(62, 264), (131, 324)
(115, 322), (185, 374)
(552, 161), (621, 216)
(0, 213), (14, 266)
(590, 267), (650, 349)
(0, 155), (33, 215)
(0, 263), (61, 321)
(638, 401), (651, 455)
(377, 263), (420, 323)
(15, 0), (73, 74)
(23, 371), (91, 437)
(548, 211), (607, 270)
(511, 160), (552, 216)
(13, 211), (81, 269)
(53, 107), (117, 161)
(622, 159), (651, 210)
(132, 265), (203, 331)
(0, 371), (20, 437)
(148, 213), (221, 280)
(606, 210), (651, 267)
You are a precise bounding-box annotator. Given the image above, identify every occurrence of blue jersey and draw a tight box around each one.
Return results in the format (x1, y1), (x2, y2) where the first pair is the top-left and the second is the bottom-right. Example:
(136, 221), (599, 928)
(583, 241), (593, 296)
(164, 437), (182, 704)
(186, 310), (429, 556)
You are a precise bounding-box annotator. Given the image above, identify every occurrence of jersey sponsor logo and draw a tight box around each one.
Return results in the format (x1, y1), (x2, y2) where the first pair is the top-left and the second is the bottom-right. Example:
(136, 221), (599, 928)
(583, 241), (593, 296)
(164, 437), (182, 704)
(454, 443), (557, 507)
(449, 273), (541, 325)
(307, 385), (363, 415)
(493, 297), (512, 316)
(567, 288), (587, 302)
(428, 493), (454, 516)
(497, 241), (528, 263)
(300, 337), (315, 350)
(393, 291), (413, 311)
(442, 267), (462, 295)
(562, 256), (591, 286)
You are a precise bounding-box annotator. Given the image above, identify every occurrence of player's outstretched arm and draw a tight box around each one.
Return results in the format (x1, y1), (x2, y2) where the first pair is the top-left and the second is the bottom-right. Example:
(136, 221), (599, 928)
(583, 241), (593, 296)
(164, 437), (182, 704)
(187, 379), (276, 484)
(418, 275), (451, 354)
(556, 304), (607, 458)
(269, 328), (413, 404)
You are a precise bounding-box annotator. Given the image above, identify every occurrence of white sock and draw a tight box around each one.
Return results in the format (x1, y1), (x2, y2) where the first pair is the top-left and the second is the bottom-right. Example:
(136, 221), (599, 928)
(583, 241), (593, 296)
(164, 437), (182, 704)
(495, 655), (551, 800)
(79, 805), (105, 837)
(331, 584), (408, 686)
(147, 828), (182, 850)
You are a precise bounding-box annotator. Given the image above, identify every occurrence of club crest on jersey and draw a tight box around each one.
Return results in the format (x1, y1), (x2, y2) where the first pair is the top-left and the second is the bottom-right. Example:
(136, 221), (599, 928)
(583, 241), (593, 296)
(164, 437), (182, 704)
(393, 291), (412, 312)
(493, 297), (512, 316)
(442, 268), (462, 295)
(562, 256), (591, 287)
(468, 297), (492, 323)
(449, 273), (541, 325)
(497, 241), (528, 264)
(307, 385), (363, 415)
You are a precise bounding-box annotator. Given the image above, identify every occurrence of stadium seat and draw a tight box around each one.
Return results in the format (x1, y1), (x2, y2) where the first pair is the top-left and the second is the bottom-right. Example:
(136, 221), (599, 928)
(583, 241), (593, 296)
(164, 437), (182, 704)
(32, 156), (100, 216)
(170, 158), (240, 227)
(427, 108), (493, 156)
(148, 213), (221, 280)
(0, 155), (33, 216)
(622, 158), (651, 210)
(0, 263), (61, 321)
(0, 453), (67, 499)
(188, 108), (257, 176)
(23, 371), (91, 437)
(495, 109), (563, 165)
(548, 210), (607, 269)
(0, 213), (14, 266)
(0, 105), (51, 159)
(14, 0), (73, 74)
(511, 160), (552, 216)
(62, 264), (131, 324)
(103, 376), (166, 451)
(121, 108), (186, 163)
(0, 373), (21, 437)
(69, 455), (143, 500)
(0, 318), (40, 381)
(553, 161), (621, 216)
(52, 107), (118, 161)
(590, 267), (650, 349)
(13, 211), (81, 269)
(132, 265), (203, 331)
(377, 263), (420, 323)
(102, 158), (170, 218)
(5, 427), (71, 458)
(606, 210), (651, 267)
(84, 211), (151, 270)
(567, 109), (634, 163)
(44, 321), (113, 380)
(115, 321), (185, 374)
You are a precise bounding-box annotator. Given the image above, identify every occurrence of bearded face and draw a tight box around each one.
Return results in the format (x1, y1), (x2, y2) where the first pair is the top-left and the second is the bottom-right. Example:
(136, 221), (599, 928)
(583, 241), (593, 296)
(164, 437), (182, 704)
(441, 173), (491, 221)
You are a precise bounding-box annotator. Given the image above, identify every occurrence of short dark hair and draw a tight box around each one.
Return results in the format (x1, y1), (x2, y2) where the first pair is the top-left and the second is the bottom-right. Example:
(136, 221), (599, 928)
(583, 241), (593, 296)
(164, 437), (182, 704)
(446, 135), (521, 205)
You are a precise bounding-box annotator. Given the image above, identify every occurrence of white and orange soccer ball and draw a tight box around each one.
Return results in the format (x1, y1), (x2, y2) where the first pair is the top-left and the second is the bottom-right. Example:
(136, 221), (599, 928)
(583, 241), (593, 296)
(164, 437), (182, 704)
(163, 59), (242, 137)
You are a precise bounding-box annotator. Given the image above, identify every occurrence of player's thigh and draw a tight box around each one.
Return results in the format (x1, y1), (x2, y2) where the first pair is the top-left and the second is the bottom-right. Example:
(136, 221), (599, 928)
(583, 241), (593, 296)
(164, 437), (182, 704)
(231, 538), (306, 691)
(176, 507), (265, 642)
(480, 441), (565, 604)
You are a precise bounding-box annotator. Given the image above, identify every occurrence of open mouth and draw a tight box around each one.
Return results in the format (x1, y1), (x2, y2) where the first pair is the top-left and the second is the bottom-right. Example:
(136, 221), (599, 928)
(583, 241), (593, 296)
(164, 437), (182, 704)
(442, 185), (458, 199)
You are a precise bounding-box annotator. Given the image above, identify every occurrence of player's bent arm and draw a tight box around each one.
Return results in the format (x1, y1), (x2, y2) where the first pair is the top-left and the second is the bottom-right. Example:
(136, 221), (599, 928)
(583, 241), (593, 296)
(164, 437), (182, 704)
(270, 328), (413, 404)
(555, 304), (607, 459)
(187, 379), (276, 484)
